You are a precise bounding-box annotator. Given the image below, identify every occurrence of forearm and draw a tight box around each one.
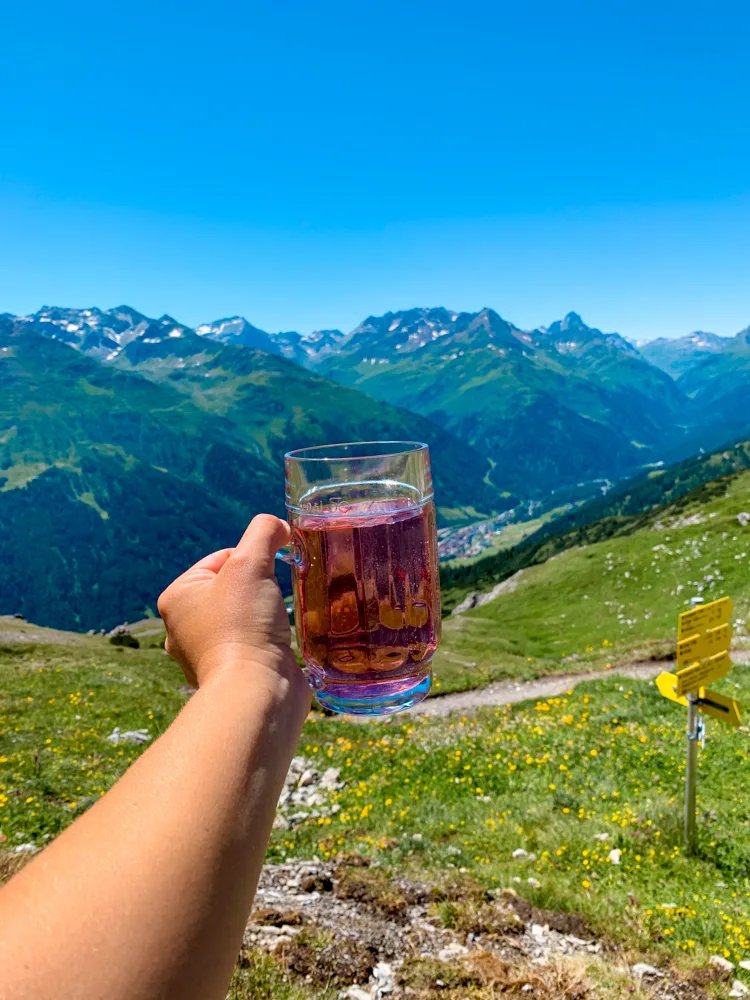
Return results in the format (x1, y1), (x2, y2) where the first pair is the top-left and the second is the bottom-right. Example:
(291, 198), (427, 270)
(0, 659), (311, 1000)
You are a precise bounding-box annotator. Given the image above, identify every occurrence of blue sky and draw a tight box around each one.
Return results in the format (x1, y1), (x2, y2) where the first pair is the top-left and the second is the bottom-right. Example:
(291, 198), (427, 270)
(1, 0), (749, 339)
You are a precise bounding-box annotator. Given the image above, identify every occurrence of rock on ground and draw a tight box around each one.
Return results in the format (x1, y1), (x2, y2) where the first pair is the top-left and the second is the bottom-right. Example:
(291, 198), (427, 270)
(632, 963), (663, 978)
(710, 955), (735, 974)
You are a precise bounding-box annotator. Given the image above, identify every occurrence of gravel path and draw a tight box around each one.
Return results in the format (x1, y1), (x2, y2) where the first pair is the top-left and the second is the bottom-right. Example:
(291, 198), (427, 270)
(410, 662), (666, 716)
(411, 650), (750, 717)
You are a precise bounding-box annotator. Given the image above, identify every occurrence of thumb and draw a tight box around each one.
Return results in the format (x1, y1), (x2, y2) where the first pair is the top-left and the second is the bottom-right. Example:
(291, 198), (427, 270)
(232, 514), (291, 579)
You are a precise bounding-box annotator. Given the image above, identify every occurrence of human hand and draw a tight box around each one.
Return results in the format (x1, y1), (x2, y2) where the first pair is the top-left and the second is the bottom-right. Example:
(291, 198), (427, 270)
(158, 514), (304, 689)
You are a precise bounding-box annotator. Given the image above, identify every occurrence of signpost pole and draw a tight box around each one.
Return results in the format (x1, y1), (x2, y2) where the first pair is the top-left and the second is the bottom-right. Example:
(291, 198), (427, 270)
(685, 694), (698, 854)
(684, 596), (703, 856)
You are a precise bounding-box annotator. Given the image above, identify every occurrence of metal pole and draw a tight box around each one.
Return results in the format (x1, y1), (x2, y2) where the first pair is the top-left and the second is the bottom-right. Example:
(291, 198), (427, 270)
(685, 695), (698, 854)
(684, 596), (703, 855)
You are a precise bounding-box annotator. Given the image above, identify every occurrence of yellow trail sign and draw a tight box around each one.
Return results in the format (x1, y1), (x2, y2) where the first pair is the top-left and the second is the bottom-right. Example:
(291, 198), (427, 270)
(677, 623), (732, 669)
(697, 689), (742, 728)
(678, 596), (733, 640)
(674, 651), (732, 698)
(655, 671), (688, 707)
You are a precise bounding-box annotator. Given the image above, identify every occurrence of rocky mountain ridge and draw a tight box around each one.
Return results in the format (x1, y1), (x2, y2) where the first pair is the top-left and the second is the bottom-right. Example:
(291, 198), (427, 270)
(6, 302), (750, 495)
(10, 303), (742, 370)
(639, 330), (735, 379)
(8, 302), (747, 378)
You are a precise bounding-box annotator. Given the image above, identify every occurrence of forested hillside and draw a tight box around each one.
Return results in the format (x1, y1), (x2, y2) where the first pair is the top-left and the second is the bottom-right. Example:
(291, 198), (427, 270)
(441, 439), (750, 608)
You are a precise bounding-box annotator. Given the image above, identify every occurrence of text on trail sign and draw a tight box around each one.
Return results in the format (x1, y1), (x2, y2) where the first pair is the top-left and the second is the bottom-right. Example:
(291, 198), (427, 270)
(676, 623), (732, 669)
(674, 651), (732, 698)
(678, 596), (733, 641)
(655, 594), (740, 856)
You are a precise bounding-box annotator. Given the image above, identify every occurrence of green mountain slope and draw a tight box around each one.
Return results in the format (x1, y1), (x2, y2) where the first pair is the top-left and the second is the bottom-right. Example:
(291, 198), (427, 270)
(0, 459), (255, 632)
(0, 327), (279, 508)
(0, 322), (509, 630)
(676, 326), (750, 454)
(456, 466), (750, 665)
(110, 326), (508, 519)
(431, 460), (750, 694)
(639, 331), (731, 379)
(14, 302), (750, 503)
(316, 309), (688, 493)
(440, 438), (750, 609)
(0, 330), (283, 630)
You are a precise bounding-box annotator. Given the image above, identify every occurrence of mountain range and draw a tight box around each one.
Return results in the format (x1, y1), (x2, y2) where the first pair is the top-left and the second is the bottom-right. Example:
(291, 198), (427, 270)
(3, 301), (749, 630)
(639, 331), (733, 379)
(187, 307), (750, 487)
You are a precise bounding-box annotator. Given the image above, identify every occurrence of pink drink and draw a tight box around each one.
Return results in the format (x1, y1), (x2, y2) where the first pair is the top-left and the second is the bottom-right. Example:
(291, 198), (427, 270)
(290, 499), (441, 714)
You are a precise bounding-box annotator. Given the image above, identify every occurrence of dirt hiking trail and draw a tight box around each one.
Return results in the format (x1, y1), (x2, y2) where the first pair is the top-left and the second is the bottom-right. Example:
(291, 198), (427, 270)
(411, 651), (750, 717)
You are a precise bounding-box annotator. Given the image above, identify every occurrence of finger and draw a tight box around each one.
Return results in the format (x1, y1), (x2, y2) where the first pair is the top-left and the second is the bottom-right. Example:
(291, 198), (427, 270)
(191, 548), (235, 575)
(168, 549), (235, 591)
(233, 514), (291, 579)
(159, 552), (235, 617)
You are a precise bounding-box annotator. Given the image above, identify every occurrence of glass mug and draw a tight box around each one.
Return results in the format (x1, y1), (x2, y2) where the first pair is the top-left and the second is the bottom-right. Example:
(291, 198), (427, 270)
(284, 441), (441, 715)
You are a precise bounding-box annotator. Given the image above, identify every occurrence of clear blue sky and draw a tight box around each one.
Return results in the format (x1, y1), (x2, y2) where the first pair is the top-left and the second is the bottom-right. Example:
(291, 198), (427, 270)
(1, 0), (749, 339)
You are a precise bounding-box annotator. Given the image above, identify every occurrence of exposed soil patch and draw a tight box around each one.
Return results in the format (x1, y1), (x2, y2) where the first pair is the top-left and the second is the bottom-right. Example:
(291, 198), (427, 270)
(250, 907), (306, 927)
(245, 858), (714, 999)
(688, 963), (731, 987)
(300, 873), (333, 893)
(399, 950), (590, 1000)
(334, 866), (411, 920)
(279, 932), (379, 987)
(506, 895), (591, 939)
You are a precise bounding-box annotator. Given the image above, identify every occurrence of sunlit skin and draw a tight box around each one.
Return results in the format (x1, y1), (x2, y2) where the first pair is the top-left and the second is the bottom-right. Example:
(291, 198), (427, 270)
(0, 514), (311, 1000)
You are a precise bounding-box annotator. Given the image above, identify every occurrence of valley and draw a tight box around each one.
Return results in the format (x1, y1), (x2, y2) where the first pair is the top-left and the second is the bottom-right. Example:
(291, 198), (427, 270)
(2, 298), (750, 639)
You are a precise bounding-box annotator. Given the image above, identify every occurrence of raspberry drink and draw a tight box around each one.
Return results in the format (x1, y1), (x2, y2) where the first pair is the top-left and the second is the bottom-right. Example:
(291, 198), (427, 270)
(290, 498), (440, 714)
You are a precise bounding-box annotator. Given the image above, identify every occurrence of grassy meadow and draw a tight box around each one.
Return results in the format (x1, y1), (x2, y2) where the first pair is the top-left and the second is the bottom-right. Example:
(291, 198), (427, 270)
(289, 674), (750, 963)
(3, 629), (750, 971)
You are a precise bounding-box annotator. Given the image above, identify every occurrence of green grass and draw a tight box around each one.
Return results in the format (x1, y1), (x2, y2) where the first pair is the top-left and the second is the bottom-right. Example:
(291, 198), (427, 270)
(429, 616), (561, 695)
(283, 670), (750, 967)
(3, 469), (750, 974)
(3, 632), (750, 969)
(0, 637), (184, 841)
(228, 951), (334, 1000)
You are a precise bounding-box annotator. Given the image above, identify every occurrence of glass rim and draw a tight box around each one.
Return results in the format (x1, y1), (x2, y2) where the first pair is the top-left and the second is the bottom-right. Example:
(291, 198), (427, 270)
(285, 440), (429, 462)
(285, 490), (432, 516)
